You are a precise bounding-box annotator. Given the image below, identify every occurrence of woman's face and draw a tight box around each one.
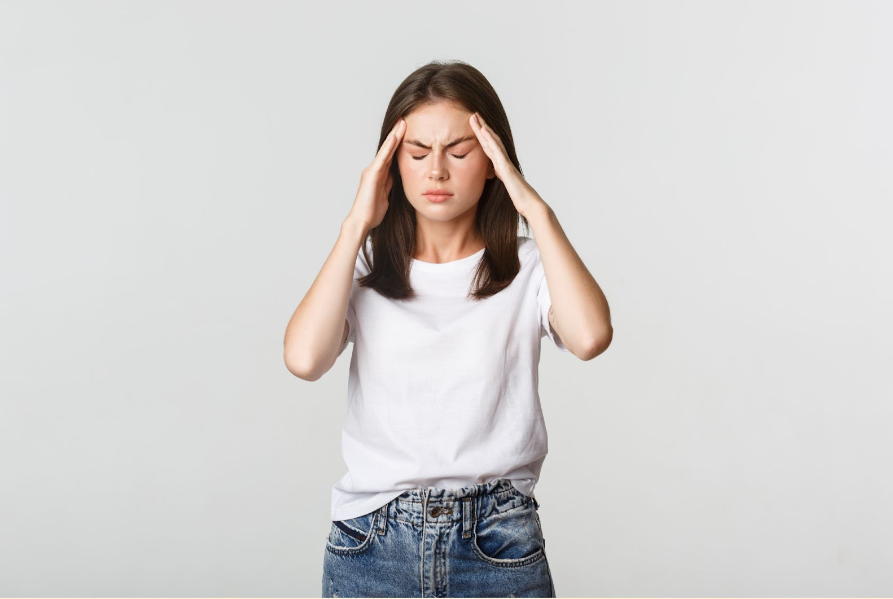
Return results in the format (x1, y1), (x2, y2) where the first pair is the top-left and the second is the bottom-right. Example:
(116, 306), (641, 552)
(396, 101), (495, 225)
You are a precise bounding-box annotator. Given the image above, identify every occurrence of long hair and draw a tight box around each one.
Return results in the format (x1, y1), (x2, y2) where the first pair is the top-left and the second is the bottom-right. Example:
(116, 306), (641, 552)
(359, 60), (532, 302)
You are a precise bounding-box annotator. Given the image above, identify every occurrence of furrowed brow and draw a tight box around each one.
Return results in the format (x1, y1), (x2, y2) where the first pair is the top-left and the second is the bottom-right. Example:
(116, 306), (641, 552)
(404, 135), (476, 150)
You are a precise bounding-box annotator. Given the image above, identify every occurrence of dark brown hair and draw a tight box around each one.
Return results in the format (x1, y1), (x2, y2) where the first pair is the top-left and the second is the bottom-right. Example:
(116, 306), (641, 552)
(359, 60), (532, 302)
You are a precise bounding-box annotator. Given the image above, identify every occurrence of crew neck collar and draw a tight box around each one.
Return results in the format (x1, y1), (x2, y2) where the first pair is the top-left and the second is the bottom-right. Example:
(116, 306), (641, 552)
(411, 246), (486, 273)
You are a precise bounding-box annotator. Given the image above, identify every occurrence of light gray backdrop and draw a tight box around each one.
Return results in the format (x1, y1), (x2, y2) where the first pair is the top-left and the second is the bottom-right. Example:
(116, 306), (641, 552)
(1, 0), (891, 596)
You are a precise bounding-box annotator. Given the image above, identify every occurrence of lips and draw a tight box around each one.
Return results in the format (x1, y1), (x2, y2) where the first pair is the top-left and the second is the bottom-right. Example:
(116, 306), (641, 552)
(424, 188), (453, 203)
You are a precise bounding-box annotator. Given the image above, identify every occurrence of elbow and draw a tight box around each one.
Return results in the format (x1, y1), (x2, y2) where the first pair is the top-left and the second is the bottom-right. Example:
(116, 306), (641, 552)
(581, 325), (613, 361)
(283, 351), (323, 382)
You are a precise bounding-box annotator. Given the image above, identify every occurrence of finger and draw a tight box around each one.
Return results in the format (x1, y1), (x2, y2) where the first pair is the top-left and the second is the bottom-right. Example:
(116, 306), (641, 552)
(475, 113), (500, 144)
(372, 119), (405, 171)
(469, 113), (485, 140)
(371, 121), (400, 169)
(472, 114), (498, 152)
(385, 118), (406, 165)
(476, 117), (495, 141)
(470, 112), (484, 135)
(472, 113), (507, 156)
(470, 114), (495, 159)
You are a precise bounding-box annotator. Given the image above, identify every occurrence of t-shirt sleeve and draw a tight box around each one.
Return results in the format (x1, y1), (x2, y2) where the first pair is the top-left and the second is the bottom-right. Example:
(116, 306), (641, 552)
(337, 239), (370, 357)
(338, 295), (357, 357)
(537, 270), (570, 352)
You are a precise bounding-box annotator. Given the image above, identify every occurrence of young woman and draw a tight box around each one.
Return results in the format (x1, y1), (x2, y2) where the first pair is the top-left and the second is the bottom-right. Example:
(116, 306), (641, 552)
(284, 60), (613, 598)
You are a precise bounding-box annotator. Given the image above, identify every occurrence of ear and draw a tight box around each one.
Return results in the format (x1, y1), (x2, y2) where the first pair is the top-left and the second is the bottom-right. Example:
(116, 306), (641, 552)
(486, 159), (496, 179)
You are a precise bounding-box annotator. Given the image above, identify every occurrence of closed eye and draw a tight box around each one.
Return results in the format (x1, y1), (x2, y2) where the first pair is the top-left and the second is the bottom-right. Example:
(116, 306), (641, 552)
(411, 153), (468, 161)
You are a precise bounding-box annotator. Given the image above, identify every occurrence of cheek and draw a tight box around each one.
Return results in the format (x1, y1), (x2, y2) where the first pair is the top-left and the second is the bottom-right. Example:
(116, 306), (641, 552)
(397, 156), (419, 184)
(466, 154), (491, 174)
(398, 154), (423, 174)
(461, 159), (490, 185)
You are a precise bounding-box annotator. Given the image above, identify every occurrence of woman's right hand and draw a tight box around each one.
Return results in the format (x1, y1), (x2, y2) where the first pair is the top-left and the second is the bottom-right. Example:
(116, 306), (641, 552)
(346, 118), (406, 232)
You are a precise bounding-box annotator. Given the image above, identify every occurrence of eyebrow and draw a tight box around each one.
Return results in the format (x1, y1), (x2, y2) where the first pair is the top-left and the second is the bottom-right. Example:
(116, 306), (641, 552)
(403, 135), (476, 150)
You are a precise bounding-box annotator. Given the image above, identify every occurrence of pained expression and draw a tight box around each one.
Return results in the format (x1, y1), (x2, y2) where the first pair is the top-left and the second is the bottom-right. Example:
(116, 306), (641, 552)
(396, 101), (495, 222)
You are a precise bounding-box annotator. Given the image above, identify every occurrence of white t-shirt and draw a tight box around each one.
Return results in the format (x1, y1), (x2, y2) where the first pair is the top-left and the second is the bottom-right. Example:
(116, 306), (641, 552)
(330, 235), (568, 521)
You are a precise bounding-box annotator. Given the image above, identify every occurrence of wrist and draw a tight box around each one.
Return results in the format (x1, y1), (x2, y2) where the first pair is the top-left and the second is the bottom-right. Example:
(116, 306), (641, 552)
(341, 217), (370, 241)
(515, 184), (550, 220)
(523, 198), (553, 227)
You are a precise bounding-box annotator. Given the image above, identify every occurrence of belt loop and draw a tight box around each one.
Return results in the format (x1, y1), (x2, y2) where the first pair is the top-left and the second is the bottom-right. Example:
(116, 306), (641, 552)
(377, 501), (389, 535)
(462, 496), (473, 539)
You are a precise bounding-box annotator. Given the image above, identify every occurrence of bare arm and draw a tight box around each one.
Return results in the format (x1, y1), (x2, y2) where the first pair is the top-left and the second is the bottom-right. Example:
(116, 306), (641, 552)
(283, 118), (407, 381)
(283, 218), (368, 381)
(530, 201), (613, 361)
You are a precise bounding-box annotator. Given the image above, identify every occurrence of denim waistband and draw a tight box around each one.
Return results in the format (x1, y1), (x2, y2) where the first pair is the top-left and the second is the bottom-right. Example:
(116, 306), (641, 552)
(374, 478), (540, 533)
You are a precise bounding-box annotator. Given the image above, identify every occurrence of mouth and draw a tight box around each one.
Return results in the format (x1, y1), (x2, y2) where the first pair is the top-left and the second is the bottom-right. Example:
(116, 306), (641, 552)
(424, 189), (453, 203)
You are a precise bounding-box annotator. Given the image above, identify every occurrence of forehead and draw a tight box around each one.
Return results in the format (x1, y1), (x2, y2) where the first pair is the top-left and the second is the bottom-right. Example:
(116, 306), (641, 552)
(403, 101), (472, 145)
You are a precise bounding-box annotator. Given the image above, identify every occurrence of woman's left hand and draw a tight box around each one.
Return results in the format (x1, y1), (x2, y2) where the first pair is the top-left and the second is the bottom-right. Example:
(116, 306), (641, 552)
(469, 112), (546, 219)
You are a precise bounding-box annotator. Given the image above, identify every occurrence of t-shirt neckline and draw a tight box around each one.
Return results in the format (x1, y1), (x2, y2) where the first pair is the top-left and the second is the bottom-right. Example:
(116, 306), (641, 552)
(411, 247), (486, 273)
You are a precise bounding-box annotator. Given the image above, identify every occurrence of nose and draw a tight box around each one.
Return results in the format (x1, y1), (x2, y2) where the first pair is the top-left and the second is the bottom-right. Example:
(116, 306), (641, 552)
(428, 154), (448, 180)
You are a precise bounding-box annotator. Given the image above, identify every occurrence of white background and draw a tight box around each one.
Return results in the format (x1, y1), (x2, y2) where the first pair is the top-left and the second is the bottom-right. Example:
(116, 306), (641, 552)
(1, 0), (891, 596)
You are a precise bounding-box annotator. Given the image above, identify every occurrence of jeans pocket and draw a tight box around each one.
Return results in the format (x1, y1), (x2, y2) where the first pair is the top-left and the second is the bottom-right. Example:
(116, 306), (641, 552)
(326, 510), (378, 555)
(471, 499), (545, 567)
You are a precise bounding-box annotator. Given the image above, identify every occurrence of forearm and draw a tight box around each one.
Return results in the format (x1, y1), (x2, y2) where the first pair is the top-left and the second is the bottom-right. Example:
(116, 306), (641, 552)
(283, 218), (368, 380)
(525, 198), (613, 359)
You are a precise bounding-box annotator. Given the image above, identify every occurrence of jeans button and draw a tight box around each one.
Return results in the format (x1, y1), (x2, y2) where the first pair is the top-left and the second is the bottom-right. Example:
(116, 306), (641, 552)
(430, 507), (441, 517)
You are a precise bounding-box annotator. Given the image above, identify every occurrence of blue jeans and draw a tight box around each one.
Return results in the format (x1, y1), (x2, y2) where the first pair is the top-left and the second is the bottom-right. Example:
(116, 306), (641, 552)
(322, 478), (556, 597)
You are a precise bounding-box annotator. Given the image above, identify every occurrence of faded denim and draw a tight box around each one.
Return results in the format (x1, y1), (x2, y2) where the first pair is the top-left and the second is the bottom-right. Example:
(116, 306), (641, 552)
(322, 478), (556, 597)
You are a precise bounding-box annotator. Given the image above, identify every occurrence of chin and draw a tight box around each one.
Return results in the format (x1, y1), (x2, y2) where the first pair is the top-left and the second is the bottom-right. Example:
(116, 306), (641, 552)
(418, 201), (475, 217)
(416, 209), (456, 221)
